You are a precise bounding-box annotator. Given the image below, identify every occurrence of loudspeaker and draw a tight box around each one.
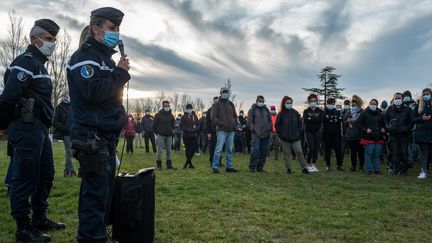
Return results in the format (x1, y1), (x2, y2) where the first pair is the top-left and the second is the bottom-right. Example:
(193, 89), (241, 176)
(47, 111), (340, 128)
(110, 168), (155, 243)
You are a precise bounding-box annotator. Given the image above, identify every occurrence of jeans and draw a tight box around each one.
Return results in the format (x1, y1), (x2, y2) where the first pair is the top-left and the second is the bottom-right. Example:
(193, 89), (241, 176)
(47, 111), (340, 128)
(364, 143), (382, 172)
(134, 132), (143, 148)
(249, 136), (270, 170)
(212, 131), (235, 169)
(173, 133), (181, 151)
(157, 135), (172, 161)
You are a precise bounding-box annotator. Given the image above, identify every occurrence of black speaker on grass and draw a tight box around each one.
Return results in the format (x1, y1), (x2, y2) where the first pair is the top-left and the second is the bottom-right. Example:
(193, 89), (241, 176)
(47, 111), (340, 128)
(109, 168), (155, 243)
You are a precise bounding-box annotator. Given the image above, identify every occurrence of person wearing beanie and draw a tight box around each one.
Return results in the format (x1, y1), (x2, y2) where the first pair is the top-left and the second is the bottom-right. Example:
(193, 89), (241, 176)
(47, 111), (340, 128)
(383, 93), (412, 176)
(323, 98), (344, 171)
(357, 99), (386, 175)
(0, 18), (65, 242)
(380, 100), (388, 111)
(180, 104), (199, 168)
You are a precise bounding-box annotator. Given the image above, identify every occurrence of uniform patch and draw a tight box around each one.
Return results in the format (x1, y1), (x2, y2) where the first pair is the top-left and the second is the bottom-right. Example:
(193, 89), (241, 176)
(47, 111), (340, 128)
(16, 71), (28, 82)
(80, 65), (94, 79)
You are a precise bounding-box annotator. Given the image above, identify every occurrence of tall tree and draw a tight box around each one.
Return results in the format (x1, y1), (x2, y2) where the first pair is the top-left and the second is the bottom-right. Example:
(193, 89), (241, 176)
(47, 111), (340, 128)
(0, 11), (27, 91)
(303, 66), (345, 106)
(47, 29), (72, 107)
(169, 92), (180, 113)
(180, 93), (193, 112)
(194, 97), (205, 114)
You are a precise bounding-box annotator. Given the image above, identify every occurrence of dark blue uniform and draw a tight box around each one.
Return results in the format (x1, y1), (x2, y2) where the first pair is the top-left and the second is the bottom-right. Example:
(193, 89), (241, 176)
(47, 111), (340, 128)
(67, 37), (130, 243)
(0, 45), (55, 224)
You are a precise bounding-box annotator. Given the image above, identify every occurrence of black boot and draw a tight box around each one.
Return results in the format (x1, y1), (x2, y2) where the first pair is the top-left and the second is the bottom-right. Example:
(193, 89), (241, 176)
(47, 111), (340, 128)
(32, 212), (65, 231)
(156, 160), (162, 170)
(166, 160), (177, 170)
(183, 162), (188, 169)
(16, 217), (51, 242)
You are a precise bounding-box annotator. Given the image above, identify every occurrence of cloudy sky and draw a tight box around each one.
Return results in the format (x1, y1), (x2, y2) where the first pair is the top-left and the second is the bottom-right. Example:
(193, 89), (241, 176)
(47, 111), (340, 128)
(1, 0), (432, 109)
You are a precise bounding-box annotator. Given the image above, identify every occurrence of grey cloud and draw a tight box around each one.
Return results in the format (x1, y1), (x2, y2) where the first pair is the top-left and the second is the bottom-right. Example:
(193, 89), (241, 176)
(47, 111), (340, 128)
(55, 14), (86, 31)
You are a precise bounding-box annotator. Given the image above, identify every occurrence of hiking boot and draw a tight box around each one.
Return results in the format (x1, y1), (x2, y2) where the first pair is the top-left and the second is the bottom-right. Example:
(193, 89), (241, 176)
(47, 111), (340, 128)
(189, 164), (195, 169)
(166, 160), (177, 170)
(183, 163), (188, 169)
(156, 160), (162, 170)
(33, 218), (65, 231)
(16, 218), (51, 243)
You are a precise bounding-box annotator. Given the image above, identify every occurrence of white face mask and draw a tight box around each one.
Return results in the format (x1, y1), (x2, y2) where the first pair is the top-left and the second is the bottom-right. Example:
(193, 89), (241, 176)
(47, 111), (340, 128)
(36, 37), (56, 56)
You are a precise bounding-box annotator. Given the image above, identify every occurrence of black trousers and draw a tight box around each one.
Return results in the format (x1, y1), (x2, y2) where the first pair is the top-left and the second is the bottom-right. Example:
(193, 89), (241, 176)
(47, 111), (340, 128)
(348, 140), (364, 169)
(201, 132), (208, 153)
(417, 142), (432, 173)
(306, 131), (321, 163)
(209, 132), (216, 165)
(144, 132), (157, 153)
(389, 135), (409, 173)
(8, 119), (54, 224)
(183, 136), (197, 165)
(323, 133), (343, 167)
(126, 135), (134, 153)
(72, 125), (117, 243)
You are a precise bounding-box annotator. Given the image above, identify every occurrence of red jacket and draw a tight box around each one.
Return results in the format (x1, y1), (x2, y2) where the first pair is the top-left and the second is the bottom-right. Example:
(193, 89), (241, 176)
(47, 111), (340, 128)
(271, 115), (277, 133)
(124, 119), (136, 136)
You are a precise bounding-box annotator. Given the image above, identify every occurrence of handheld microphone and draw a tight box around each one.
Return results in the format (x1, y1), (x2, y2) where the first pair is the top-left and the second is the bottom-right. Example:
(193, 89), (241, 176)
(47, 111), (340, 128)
(118, 40), (125, 57)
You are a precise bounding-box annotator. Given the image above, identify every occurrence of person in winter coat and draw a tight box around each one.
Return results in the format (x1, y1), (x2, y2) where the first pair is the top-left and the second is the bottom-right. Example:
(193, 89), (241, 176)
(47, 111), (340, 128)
(211, 87), (238, 173)
(403, 90), (419, 168)
(153, 100), (176, 170)
(247, 95), (272, 172)
(269, 105), (280, 160)
(206, 96), (220, 166)
(303, 94), (325, 172)
(180, 104), (199, 169)
(53, 91), (75, 176)
(357, 99), (386, 175)
(322, 98), (344, 171)
(142, 109), (157, 153)
(275, 96), (309, 175)
(341, 99), (351, 159)
(383, 92), (412, 176)
(199, 111), (209, 154)
(173, 114), (182, 152)
(412, 88), (432, 179)
(234, 110), (246, 154)
(135, 116), (143, 148)
(344, 95), (365, 171)
(123, 114), (136, 154)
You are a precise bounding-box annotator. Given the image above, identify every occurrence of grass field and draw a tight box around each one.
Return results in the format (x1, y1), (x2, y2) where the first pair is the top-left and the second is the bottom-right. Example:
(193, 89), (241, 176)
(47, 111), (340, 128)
(0, 139), (431, 243)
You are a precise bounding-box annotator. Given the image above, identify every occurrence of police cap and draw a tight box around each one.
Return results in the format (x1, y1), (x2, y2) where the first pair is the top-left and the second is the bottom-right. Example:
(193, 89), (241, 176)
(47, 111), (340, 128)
(91, 7), (124, 26)
(34, 19), (60, 37)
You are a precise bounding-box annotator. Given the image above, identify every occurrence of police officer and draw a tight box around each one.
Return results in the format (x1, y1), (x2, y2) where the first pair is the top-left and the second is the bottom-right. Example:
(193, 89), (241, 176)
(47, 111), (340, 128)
(67, 7), (130, 243)
(0, 19), (65, 242)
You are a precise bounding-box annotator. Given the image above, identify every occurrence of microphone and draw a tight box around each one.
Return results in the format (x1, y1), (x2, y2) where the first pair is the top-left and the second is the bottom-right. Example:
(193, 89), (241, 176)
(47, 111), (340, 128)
(118, 40), (125, 57)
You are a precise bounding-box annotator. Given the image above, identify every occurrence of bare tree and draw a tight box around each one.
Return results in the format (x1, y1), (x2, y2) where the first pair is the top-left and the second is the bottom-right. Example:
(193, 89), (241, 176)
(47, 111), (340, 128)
(0, 11), (27, 90)
(154, 91), (167, 112)
(194, 97), (205, 114)
(169, 92), (180, 112)
(143, 97), (154, 112)
(129, 99), (143, 117)
(180, 93), (192, 112)
(47, 29), (72, 107)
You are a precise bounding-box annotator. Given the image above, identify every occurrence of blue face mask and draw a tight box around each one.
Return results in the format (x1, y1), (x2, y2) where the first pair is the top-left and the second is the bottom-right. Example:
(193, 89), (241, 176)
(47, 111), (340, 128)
(221, 93), (230, 100)
(351, 106), (358, 112)
(163, 107), (170, 112)
(186, 109), (193, 114)
(327, 104), (335, 110)
(369, 105), (377, 111)
(423, 95), (431, 102)
(257, 102), (264, 107)
(285, 104), (293, 110)
(310, 101), (317, 108)
(403, 97), (411, 103)
(102, 31), (120, 48)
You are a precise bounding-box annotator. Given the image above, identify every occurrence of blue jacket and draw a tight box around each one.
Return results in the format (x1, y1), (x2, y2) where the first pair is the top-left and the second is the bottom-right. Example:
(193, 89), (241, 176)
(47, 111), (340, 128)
(0, 45), (53, 128)
(412, 103), (432, 143)
(67, 38), (130, 132)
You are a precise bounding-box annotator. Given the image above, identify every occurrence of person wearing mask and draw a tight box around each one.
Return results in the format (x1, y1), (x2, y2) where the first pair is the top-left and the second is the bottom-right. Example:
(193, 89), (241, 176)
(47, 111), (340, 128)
(211, 87), (238, 173)
(180, 104), (199, 169)
(206, 96), (220, 166)
(123, 114), (136, 154)
(199, 111), (209, 154)
(142, 109), (157, 153)
(344, 95), (365, 171)
(276, 96), (309, 175)
(135, 116), (143, 149)
(357, 99), (386, 175)
(323, 98), (344, 171)
(53, 91), (75, 176)
(153, 101), (176, 170)
(303, 94), (325, 172)
(269, 105), (280, 160)
(173, 114), (182, 152)
(403, 90), (419, 168)
(247, 96), (272, 172)
(412, 88), (432, 179)
(341, 99), (351, 157)
(234, 110), (246, 154)
(383, 93), (412, 176)
(67, 7), (129, 242)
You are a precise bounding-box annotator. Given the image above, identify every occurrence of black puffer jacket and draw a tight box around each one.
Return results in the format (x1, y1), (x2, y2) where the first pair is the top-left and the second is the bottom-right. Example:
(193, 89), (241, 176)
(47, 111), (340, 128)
(303, 107), (325, 133)
(153, 109), (174, 136)
(383, 105), (412, 137)
(357, 108), (385, 141)
(275, 109), (303, 143)
(412, 102), (432, 143)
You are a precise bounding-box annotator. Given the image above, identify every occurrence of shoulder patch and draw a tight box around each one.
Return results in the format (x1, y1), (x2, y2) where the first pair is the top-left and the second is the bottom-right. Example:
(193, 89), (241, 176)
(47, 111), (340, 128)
(17, 71), (29, 82)
(80, 65), (94, 79)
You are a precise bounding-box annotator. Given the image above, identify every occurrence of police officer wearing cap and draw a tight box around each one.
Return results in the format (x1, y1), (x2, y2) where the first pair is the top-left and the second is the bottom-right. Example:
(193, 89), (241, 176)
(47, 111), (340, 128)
(0, 19), (66, 242)
(66, 7), (130, 243)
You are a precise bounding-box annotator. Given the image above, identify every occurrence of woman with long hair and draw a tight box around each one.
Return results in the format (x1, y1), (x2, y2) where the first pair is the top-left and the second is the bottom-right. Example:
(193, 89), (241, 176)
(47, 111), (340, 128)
(303, 94), (325, 172)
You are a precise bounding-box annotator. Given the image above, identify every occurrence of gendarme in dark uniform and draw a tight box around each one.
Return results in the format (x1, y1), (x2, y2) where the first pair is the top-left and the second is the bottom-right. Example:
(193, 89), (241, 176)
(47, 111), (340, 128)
(67, 7), (130, 243)
(0, 19), (65, 242)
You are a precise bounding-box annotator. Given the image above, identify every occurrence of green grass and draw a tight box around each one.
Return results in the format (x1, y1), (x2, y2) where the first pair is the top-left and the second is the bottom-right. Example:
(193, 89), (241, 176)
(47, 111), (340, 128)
(0, 139), (432, 242)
